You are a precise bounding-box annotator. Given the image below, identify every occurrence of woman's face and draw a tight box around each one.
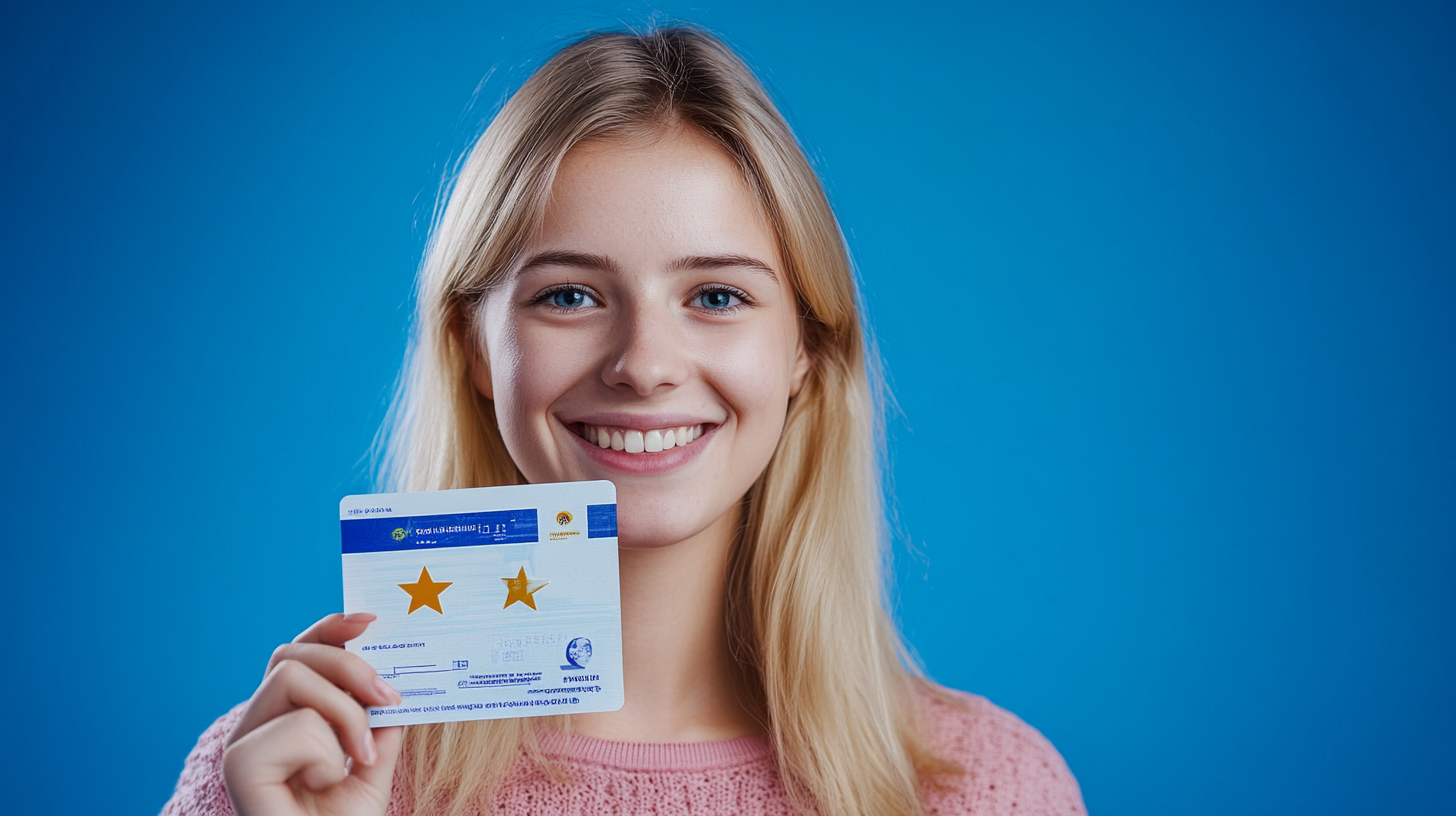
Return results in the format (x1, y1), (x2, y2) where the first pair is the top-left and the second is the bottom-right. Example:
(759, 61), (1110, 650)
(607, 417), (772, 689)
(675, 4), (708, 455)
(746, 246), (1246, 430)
(475, 127), (810, 548)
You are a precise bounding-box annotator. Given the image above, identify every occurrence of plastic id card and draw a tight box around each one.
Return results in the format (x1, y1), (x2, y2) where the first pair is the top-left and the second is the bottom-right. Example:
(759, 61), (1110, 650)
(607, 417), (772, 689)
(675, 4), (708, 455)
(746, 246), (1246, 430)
(340, 481), (623, 726)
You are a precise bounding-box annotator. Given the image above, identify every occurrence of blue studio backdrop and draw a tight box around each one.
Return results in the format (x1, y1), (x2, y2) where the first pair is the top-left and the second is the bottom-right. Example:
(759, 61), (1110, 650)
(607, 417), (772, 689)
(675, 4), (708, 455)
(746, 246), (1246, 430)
(2, 2), (1452, 814)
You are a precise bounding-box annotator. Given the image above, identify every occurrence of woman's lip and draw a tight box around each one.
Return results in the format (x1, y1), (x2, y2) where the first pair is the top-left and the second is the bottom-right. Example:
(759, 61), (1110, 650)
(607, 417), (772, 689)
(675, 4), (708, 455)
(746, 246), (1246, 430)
(566, 422), (718, 475)
(559, 412), (720, 431)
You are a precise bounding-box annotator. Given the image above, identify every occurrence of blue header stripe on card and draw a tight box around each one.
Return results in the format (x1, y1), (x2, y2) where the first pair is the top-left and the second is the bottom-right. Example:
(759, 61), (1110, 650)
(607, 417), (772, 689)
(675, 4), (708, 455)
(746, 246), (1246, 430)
(341, 509), (538, 553)
(586, 504), (617, 538)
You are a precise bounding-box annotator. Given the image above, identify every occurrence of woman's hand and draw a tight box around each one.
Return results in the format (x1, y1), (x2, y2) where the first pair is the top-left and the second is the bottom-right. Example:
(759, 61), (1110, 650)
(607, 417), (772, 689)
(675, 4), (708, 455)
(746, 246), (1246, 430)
(222, 613), (405, 816)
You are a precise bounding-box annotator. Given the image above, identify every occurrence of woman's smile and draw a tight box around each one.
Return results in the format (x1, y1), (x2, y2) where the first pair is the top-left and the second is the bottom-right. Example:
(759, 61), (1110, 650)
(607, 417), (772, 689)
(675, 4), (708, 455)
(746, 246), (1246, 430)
(564, 416), (718, 475)
(576, 421), (705, 454)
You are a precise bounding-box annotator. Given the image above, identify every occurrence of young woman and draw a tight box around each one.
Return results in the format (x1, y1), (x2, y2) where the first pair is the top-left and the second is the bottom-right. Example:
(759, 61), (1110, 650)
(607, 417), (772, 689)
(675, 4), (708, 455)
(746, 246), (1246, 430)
(163, 28), (1084, 816)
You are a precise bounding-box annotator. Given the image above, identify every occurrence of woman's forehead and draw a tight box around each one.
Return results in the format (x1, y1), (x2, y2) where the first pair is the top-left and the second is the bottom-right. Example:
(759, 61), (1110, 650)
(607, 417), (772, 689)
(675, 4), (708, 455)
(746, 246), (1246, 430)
(539, 129), (781, 268)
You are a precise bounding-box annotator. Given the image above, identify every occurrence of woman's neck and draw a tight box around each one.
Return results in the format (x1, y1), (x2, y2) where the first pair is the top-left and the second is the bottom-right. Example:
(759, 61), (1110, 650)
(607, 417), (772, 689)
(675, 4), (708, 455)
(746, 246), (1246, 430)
(569, 505), (764, 743)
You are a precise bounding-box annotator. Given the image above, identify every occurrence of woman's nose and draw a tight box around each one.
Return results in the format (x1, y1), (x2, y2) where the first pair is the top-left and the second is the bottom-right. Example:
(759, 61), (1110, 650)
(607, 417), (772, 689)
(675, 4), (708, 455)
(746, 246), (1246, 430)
(601, 300), (690, 396)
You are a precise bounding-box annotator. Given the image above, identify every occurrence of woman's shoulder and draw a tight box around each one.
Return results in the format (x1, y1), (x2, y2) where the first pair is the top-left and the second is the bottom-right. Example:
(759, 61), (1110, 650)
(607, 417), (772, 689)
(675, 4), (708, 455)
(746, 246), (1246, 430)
(161, 703), (248, 815)
(912, 681), (1086, 816)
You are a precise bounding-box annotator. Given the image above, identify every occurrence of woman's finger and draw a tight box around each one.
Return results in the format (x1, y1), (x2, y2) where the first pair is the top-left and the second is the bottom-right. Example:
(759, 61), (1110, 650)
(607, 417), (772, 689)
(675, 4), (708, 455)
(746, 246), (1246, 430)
(228, 658), (378, 767)
(288, 612), (378, 651)
(223, 707), (350, 816)
(344, 725), (405, 797)
(267, 642), (401, 708)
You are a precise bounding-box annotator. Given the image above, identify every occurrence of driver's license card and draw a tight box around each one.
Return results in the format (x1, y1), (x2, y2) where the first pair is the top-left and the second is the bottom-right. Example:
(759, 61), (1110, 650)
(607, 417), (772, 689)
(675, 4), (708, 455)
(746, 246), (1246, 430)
(340, 481), (624, 726)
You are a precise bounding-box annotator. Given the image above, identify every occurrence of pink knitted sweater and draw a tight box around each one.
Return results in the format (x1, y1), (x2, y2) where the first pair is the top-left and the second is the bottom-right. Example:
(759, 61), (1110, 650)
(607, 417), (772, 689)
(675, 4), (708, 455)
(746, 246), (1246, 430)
(161, 685), (1083, 815)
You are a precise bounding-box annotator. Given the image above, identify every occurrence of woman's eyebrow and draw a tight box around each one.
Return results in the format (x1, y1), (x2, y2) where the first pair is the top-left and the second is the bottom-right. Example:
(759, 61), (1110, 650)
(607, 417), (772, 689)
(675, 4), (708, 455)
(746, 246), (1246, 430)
(519, 251), (779, 281)
(668, 254), (778, 282)
(517, 250), (623, 275)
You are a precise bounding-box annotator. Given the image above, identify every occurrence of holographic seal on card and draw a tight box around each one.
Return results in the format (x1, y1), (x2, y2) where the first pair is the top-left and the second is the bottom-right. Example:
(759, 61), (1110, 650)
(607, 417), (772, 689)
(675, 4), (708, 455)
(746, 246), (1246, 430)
(340, 481), (624, 727)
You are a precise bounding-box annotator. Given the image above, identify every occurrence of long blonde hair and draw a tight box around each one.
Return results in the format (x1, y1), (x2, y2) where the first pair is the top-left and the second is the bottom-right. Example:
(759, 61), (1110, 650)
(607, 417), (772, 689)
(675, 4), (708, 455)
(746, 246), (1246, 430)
(381, 26), (953, 816)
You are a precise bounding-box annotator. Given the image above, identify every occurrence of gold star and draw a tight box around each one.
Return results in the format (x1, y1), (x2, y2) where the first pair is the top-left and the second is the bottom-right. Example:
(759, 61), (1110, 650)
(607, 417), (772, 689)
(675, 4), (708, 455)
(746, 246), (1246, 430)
(501, 566), (548, 610)
(398, 566), (452, 614)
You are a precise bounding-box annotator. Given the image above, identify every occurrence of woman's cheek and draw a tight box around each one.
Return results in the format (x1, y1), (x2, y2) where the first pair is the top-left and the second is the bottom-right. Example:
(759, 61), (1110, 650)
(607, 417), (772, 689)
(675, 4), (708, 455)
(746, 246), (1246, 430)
(493, 326), (588, 478)
(703, 329), (795, 452)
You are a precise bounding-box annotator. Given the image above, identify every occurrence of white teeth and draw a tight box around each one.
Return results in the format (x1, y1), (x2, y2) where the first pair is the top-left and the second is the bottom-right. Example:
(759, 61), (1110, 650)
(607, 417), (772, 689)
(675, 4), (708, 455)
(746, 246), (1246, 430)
(582, 423), (703, 454)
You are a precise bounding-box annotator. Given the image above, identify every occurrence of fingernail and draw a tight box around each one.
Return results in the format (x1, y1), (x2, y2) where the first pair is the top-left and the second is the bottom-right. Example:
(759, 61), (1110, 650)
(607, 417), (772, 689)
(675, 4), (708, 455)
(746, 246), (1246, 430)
(363, 732), (378, 766)
(373, 677), (399, 704)
(343, 612), (377, 623)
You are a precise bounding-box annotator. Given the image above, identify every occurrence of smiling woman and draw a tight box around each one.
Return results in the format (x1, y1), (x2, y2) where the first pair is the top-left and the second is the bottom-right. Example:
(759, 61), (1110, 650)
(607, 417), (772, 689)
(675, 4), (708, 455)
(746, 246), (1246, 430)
(162, 26), (1083, 816)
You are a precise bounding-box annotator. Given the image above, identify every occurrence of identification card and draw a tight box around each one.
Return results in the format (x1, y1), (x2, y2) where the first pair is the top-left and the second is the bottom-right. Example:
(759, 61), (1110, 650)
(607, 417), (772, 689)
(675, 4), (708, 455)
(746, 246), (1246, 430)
(340, 481), (624, 727)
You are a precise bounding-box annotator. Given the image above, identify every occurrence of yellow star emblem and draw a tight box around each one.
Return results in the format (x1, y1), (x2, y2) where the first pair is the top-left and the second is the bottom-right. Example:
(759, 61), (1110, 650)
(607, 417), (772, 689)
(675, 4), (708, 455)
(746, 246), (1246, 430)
(501, 566), (548, 610)
(398, 566), (452, 614)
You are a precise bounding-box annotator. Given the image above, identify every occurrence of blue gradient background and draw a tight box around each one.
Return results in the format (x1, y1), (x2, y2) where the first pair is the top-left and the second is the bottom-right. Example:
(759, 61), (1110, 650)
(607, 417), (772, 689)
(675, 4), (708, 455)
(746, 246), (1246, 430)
(2, 2), (1452, 814)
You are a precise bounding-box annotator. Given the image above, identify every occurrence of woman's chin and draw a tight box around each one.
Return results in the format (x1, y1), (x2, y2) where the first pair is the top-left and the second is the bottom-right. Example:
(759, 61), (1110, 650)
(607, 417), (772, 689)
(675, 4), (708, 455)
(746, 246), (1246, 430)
(615, 519), (709, 549)
(613, 498), (739, 550)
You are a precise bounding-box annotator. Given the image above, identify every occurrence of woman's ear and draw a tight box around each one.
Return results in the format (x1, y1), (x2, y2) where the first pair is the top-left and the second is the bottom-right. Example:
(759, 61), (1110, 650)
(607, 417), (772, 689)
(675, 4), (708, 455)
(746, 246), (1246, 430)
(456, 310), (494, 401)
(470, 350), (494, 401)
(789, 338), (812, 398)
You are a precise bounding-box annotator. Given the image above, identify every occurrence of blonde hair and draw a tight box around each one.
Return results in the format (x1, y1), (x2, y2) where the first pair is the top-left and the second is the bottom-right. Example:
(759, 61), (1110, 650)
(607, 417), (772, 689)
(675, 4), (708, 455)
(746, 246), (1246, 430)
(382, 26), (954, 816)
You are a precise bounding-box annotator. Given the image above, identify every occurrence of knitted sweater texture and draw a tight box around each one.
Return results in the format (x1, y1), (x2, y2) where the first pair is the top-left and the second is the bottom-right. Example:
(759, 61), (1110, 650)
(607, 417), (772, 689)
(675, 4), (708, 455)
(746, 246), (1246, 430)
(161, 686), (1084, 815)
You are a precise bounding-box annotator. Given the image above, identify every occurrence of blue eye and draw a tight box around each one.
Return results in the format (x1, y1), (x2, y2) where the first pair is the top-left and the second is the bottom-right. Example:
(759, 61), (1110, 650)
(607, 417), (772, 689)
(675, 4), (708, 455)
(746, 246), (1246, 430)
(694, 288), (744, 310)
(544, 287), (598, 309)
